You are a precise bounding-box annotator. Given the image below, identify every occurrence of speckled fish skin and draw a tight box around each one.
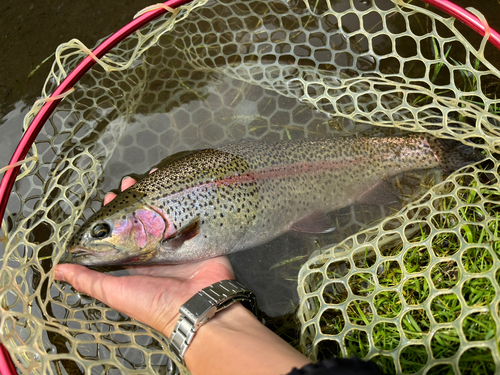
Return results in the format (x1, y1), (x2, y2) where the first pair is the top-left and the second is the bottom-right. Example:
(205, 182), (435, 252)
(65, 135), (480, 266)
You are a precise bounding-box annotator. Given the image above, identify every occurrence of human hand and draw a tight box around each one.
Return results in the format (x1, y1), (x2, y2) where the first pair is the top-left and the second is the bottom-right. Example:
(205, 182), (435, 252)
(55, 176), (234, 338)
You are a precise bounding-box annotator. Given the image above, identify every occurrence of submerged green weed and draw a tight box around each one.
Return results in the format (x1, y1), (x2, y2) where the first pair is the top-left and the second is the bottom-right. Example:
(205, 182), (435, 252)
(311, 167), (499, 373)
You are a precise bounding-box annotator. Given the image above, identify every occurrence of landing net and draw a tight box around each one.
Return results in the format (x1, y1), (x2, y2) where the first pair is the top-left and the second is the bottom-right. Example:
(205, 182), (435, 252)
(0, 0), (499, 374)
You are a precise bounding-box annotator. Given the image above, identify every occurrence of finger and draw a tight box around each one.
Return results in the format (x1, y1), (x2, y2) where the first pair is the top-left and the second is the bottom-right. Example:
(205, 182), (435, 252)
(121, 176), (136, 191)
(149, 168), (158, 174)
(126, 256), (234, 278)
(104, 192), (117, 205)
(54, 264), (178, 333)
(54, 264), (120, 306)
(55, 264), (135, 314)
(55, 264), (119, 299)
(104, 177), (137, 205)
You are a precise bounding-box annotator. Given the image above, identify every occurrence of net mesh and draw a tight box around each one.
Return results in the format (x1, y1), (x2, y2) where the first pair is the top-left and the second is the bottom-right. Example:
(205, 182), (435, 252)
(1, 0), (500, 374)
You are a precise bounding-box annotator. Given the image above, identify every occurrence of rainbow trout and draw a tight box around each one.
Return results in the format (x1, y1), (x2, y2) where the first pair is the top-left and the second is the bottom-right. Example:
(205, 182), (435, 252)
(65, 135), (480, 266)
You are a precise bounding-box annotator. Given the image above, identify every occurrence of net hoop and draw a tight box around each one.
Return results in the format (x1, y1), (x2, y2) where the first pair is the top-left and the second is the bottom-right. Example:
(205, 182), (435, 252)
(1, 0), (500, 227)
(0, 0), (500, 373)
(0, 0), (193, 232)
(0, 1), (192, 373)
(423, 0), (500, 49)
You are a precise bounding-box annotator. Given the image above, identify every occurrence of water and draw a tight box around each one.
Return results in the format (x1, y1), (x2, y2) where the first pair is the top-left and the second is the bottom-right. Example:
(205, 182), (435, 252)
(1, 0), (498, 314)
(1, 0), (500, 372)
(2, 0), (500, 168)
(2, 0), (500, 193)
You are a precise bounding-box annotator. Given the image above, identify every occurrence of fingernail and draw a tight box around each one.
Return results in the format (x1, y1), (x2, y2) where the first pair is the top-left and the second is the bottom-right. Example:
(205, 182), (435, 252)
(121, 176), (135, 191)
(104, 192), (114, 205)
(54, 268), (65, 282)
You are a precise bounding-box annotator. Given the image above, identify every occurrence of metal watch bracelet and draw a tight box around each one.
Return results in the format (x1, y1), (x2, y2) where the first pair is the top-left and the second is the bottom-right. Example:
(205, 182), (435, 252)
(169, 279), (257, 364)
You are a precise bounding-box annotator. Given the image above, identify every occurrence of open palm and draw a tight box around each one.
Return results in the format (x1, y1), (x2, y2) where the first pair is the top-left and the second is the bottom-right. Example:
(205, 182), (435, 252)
(56, 255), (233, 336)
(55, 176), (234, 337)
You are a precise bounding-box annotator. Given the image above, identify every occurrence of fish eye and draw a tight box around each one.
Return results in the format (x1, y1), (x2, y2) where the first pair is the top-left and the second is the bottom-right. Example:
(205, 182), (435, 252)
(90, 223), (111, 239)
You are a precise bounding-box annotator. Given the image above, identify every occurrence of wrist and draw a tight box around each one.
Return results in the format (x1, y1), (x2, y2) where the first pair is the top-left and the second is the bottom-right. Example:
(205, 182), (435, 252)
(183, 303), (255, 365)
(162, 312), (181, 339)
(167, 279), (257, 364)
(189, 301), (254, 333)
(162, 299), (253, 361)
(184, 303), (311, 375)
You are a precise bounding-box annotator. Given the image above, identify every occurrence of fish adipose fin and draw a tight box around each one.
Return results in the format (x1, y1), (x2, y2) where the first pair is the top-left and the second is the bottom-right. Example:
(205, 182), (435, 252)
(428, 137), (483, 171)
(162, 218), (201, 249)
(357, 180), (399, 206)
(291, 211), (336, 234)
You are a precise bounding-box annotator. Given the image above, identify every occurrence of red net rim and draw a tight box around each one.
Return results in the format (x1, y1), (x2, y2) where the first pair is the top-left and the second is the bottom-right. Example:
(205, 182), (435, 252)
(0, 1), (192, 373)
(0, 0), (499, 373)
(1, 0), (499, 231)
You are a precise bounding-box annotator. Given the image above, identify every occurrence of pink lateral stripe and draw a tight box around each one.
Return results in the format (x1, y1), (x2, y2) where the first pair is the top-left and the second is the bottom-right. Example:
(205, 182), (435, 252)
(169, 157), (364, 198)
(220, 159), (362, 185)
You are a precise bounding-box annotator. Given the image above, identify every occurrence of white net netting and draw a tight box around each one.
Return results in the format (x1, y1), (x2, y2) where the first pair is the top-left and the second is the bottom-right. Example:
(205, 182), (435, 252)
(1, 0), (499, 374)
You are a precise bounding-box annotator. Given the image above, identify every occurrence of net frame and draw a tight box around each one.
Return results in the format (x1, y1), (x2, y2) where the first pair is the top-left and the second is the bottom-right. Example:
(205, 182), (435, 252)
(0, 0), (193, 226)
(422, 0), (500, 50)
(1, 0), (500, 373)
(0, 1), (192, 373)
(2, 1), (499, 235)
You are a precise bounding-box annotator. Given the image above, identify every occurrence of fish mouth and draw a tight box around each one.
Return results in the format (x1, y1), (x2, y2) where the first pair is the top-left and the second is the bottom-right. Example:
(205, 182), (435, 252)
(71, 248), (106, 257)
(66, 245), (119, 261)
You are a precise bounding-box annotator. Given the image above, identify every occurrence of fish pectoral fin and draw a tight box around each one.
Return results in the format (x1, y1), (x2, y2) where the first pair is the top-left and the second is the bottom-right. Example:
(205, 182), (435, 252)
(161, 218), (201, 249)
(357, 180), (399, 206)
(291, 211), (335, 234)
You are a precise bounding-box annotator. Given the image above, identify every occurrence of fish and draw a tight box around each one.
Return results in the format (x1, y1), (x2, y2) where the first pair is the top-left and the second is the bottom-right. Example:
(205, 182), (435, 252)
(64, 135), (481, 266)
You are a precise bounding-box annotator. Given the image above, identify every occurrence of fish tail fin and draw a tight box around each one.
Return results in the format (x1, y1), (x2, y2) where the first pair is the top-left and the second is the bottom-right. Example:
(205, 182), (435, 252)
(427, 137), (483, 171)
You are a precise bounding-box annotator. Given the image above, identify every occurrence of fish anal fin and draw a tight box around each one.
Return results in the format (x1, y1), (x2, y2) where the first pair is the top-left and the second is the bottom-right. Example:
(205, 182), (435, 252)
(357, 181), (398, 206)
(291, 211), (335, 234)
(162, 218), (200, 249)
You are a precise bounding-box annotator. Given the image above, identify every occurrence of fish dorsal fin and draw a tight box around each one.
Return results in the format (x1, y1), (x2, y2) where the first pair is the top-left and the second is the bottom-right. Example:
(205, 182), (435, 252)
(291, 211), (336, 234)
(162, 218), (200, 249)
(357, 180), (399, 206)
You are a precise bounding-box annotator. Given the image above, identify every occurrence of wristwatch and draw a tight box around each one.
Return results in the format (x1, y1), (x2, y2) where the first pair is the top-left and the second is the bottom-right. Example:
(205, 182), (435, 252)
(169, 279), (257, 364)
